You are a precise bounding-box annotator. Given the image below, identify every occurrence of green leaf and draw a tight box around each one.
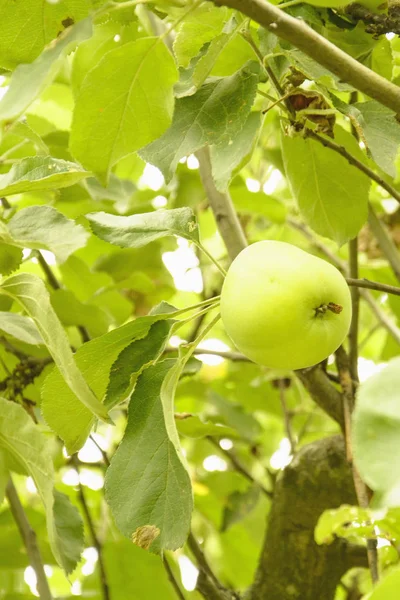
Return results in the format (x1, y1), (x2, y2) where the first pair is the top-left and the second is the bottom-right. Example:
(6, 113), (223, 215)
(0, 18), (92, 123)
(140, 61), (260, 182)
(70, 37), (178, 182)
(221, 484), (261, 532)
(0, 451), (8, 505)
(176, 414), (237, 439)
(51, 289), (110, 338)
(281, 126), (370, 245)
(53, 491), (84, 575)
(105, 360), (193, 553)
(333, 99), (400, 178)
(0, 0), (90, 69)
(86, 207), (199, 248)
(230, 185), (287, 223)
(1, 205), (89, 263)
(41, 313), (173, 454)
(105, 320), (172, 409)
(71, 20), (142, 95)
(315, 504), (369, 545)
(210, 112), (261, 191)
(364, 565), (400, 599)
(0, 397), (60, 567)
(0, 157), (91, 197)
(7, 121), (49, 156)
(173, 3), (229, 67)
(0, 273), (110, 424)
(353, 357), (400, 504)
(103, 540), (176, 600)
(0, 312), (43, 346)
(0, 244), (22, 276)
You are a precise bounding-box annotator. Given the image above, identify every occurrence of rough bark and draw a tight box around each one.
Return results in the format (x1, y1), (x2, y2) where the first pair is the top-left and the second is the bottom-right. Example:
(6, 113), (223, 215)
(248, 436), (367, 600)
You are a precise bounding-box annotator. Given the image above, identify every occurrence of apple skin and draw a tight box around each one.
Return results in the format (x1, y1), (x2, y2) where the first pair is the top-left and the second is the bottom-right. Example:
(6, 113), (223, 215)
(220, 241), (352, 370)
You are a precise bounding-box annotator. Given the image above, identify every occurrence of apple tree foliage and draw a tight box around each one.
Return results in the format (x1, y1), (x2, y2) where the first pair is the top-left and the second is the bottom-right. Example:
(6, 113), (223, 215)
(0, 0), (400, 599)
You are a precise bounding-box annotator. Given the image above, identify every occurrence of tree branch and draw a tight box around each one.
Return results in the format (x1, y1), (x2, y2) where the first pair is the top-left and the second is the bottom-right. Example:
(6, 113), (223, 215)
(212, 0), (400, 114)
(196, 146), (247, 261)
(248, 436), (367, 600)
(346, 2), (400, 36)
(6, 477), (53, 600)
(346, 278), (400, 297)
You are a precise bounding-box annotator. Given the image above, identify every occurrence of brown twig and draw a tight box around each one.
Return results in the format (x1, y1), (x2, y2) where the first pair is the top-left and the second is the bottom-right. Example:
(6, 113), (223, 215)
(307, 130), (400, 205)
(163, 555), (187, 600)
(6, 477), (53, 600)
(72, 457), (110, 600)
(278, 379), (296, 453)
(346, 278), (400, 297)
(348, 239), (360, 382)
(207, 437), (273, 498)
(89, 435), (110, 467)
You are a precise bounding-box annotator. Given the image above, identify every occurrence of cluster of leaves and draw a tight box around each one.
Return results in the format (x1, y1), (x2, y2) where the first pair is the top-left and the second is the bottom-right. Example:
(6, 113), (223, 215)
(0, 0), (400, 599)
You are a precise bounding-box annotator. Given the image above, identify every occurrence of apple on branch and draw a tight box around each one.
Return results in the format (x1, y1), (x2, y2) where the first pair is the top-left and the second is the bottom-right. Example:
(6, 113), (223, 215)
(220, 241), (352, 370)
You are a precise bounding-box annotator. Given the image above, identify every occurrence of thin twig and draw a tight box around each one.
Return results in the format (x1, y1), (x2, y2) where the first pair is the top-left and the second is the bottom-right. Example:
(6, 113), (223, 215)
(348, 238), (360, 382)
(163, 555), (186, 600)
(89, 435), (110, 466)
(368, 203), (400, 283)
(213, 0), (400, 113)
(346, 278), (400, 297)
(207, 437), (273, 498)
(72, 457), (110, 600)
(6, 477), (53, 600)
(278, 379), (296, 453)
(307, 130), (400, 205)
(335, 346), (379, 585)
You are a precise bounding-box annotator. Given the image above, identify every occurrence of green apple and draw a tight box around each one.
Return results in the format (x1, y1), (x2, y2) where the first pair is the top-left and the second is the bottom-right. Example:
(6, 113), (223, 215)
(220, 241), (352, 370)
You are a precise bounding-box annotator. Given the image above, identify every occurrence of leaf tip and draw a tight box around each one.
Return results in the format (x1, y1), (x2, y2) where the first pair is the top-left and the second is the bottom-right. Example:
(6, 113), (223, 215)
(131, 525), (160, 551)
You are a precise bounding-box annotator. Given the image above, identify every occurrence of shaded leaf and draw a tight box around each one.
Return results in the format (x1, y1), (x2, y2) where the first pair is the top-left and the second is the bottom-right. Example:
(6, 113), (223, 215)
(105, 320), (173, 409)
(1, 205), (89, 263)
(0, 273), (109, 423)
(0, 312), (43, 346)
(70, 37), (178, 182)
(0, 18), (92, 123)
(87, 207), (199, 248)
(230, 185), (287, 223)
(210, 112), (261, 191)
(0, 244), (22, 276)
(105, 360), (193, 553)
(140, 61), (260, 182)
(103, 540), (176, 600)
(0, 157), (91, 198)
(53, 491), (84, 575)
(353, 357), (400, 505)
(222, 484), (261, 532)
(0, 397), (60, 567)
(41, 313), (175, 454)
(51, 289), (110, 338)
(281, 126), (370, 245)
(332, 98), (400, 177)
(176, 414), (237, 439)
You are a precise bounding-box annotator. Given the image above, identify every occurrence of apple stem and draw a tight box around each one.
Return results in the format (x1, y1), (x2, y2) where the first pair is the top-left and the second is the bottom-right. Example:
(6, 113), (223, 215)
(315, 302), (343, 316)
